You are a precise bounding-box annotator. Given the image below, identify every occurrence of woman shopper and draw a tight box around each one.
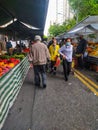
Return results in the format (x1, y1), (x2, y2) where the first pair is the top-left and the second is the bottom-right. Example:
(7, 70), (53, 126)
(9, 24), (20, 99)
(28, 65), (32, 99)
(49, 38), (60, 75)
(59, 38), (73, 81)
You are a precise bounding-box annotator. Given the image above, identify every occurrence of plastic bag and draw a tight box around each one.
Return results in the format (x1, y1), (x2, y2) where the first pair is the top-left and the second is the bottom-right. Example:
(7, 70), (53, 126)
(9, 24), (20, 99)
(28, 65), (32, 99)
(54, 57), (61, 67)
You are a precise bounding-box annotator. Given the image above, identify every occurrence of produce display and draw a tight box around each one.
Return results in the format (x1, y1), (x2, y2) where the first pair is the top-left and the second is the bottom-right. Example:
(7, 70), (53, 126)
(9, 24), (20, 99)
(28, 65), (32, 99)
(87, 42), (98, 57)
(23, 48), (30, 53)
(0, 54), (26, 77)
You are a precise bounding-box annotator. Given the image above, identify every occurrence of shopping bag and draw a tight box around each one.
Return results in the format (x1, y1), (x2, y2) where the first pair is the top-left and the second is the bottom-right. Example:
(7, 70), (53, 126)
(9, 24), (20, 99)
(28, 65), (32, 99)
(54, 57), (61, 67)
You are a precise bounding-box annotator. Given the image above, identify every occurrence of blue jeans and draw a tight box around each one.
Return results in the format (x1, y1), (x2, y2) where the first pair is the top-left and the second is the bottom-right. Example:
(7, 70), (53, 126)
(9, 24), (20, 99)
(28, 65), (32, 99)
(33, 65), (46, 86)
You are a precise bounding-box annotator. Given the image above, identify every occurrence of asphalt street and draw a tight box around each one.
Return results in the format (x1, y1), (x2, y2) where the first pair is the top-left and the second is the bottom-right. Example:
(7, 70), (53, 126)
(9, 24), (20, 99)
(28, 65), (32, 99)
(2, 67), (98, 130)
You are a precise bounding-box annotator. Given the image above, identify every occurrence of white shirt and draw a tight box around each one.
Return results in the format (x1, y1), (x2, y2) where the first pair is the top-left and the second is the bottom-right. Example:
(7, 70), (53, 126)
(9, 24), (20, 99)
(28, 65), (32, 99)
(59, 45), (73, 62)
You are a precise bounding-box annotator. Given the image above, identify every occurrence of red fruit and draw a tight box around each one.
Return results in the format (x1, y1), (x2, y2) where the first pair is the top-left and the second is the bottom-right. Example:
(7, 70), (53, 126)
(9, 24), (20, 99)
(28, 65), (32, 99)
(0, 68), (2, 73)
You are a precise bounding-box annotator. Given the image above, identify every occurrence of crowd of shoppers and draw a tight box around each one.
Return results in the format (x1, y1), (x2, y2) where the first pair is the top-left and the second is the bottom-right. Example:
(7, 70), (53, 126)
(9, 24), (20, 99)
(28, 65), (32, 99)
(29, 35), (87, 88)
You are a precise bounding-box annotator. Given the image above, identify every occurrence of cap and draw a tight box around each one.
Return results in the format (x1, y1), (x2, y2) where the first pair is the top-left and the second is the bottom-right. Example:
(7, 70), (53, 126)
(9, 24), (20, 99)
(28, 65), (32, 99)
(34, 35), (42, 41)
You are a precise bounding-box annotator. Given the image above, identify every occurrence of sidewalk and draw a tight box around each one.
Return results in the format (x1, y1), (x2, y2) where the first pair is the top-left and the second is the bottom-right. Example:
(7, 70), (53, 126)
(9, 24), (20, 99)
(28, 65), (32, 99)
(2, 67), (98, 130)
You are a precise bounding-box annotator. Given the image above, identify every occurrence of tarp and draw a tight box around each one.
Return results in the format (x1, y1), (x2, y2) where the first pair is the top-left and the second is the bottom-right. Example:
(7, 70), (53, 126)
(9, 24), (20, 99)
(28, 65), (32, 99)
(68, 16), (98, 35)
(58, 16), (98, 39)
(0, 20), (42, 39)
(0, 0), (49, 39)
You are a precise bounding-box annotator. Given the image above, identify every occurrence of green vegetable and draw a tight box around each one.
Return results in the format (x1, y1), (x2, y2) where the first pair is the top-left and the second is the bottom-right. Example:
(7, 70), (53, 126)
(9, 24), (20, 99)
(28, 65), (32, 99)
(0, 53), (26, 60)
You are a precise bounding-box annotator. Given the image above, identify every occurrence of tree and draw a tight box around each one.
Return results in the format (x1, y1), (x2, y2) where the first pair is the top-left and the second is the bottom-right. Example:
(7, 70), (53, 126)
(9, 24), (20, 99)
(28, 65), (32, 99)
(65, 19), (76, 30)
(48, 0), (98, 36)
(48, 19), (76, 36)
(48, 24), (66, 36)
(68, 0), (98, 22)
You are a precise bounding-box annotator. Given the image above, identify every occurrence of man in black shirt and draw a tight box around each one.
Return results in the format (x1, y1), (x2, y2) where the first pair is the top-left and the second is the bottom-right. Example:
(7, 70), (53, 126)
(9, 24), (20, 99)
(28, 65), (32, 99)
(76, 35), (87, 69)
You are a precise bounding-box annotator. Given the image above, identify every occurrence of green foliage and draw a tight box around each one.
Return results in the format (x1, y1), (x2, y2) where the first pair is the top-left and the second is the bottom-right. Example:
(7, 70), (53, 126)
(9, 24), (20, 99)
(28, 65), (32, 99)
(48, 19), (76, 36)
(68, 0), (98, 21)
(48, 24), (66, 36)
(43, 35), (48, 39)
(65, 19), (76, 30)
(48, 0), (98, 36)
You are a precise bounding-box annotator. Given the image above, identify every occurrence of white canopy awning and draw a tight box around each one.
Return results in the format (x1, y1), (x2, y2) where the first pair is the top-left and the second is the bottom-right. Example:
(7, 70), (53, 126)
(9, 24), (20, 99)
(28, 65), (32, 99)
(68, 26), (85, 34)
(67, 15), (98, 36)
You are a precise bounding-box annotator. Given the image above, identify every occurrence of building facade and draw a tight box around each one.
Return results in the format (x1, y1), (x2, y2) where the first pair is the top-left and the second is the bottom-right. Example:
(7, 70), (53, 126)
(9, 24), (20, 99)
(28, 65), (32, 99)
(56, 0), (73, 24)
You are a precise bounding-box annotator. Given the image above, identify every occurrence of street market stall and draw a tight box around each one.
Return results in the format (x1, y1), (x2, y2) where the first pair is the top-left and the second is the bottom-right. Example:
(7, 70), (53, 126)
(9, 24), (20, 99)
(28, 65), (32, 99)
(62, 16), (98, 71)
(0, 0), (49, 129)
(0, 56), (29, 129)
(67, 16), (98, 36)
(86, 41), (98, 72)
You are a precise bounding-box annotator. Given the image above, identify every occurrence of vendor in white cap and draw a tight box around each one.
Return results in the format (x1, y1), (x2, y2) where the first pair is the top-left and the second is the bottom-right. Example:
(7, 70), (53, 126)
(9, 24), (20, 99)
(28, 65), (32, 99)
(30, 35), (50, 88)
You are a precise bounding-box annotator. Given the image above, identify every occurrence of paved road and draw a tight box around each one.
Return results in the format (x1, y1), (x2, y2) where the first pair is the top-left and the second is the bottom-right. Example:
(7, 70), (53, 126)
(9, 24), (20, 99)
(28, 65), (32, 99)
(2, 67), (98, 130)
(80, 69), (98, 85)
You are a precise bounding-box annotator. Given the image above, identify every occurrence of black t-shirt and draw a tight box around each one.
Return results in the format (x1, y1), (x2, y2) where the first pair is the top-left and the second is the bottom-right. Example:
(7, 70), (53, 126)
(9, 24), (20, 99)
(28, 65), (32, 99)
(6, 42), (12, 49)
(76, 39), (87, 54)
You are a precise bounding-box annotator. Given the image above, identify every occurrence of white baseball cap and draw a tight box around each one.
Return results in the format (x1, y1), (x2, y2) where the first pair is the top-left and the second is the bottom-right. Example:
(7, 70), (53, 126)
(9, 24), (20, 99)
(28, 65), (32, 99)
(34, 35), (42, 41)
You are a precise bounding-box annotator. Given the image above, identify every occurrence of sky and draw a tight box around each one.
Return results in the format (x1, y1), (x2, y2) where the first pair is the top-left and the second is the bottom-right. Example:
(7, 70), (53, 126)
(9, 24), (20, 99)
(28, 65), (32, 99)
(44, 0), (56, 36)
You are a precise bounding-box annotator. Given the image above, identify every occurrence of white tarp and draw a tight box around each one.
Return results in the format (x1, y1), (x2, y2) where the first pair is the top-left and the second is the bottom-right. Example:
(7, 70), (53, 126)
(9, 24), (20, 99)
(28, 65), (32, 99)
(68, 16), (98, 35)
(0, 19), (40, 30)
(68, 26), (85, 34)
(0, 19), (17, 28)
